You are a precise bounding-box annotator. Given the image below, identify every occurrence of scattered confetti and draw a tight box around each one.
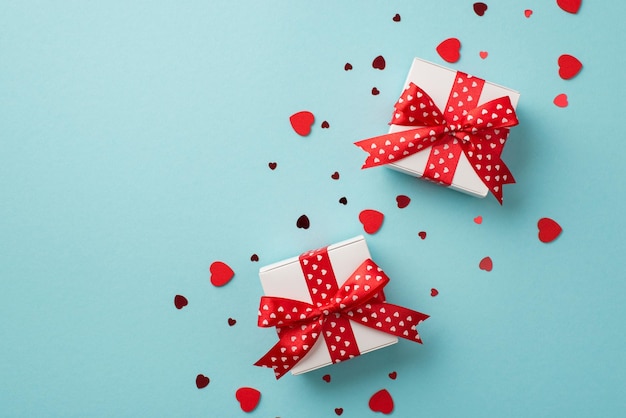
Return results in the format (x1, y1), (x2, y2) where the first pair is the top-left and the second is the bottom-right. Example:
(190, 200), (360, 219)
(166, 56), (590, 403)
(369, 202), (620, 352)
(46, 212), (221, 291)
(479, 51), (488, 59)
(479, 256), (493, 272)
(392, 13), (401, 22)
(418, 231), (427, 240)
(473, 2), (488, 16)
(557, 0), (581, 14)
(196, 374), (210, 389)
(358, 209), (384, 234)
(372, 55), (386, 70)
(558, 54), (583, 79)
(431, 288), (439, 297)
(339, 197), (348, 205)
(537, 217), (563, 243)
(296, 214), (310, 229)
(235, 387), (261, 413)
(289, 111), (315, 136)
(228, 318), (237, 326)
(396, 195), (411, 208)
(322, 374), (331, 383)
(174, 295), (188, 309)
(335, 408), (344, 416)
(436, 38), (461, 63)
(250, 254), (259, 262)
(209, 261), (235, 287)
(331, 171), (340, 180)
(321, 120), (330, 128)
(369, 389), (394, 414)
(553, 93), (568, 108)
(371, 87), (380, 95)
(344, 63), (353, 71)
(388, 371), (397, 380)
(524, 9), (533, 18)
(268, 162), (277, 170)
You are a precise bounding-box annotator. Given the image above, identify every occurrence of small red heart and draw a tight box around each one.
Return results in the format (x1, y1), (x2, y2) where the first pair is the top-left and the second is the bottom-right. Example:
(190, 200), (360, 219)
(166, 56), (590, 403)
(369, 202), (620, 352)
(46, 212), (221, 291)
(321, 120), (330, 129)
(268, 162), (277, 170)
(558, 54), (583, 80)
(553, 93), (568, 108)
(392, 13), (401, 22)
(371, 87), (380, 95)
(369, 389), (394, 414)
(418, 231), (427, 240)
(331, 171), (340, 180)
(250, 254), (259, 262)
(388, 371), (397, 380)
(289, 111), (315, 136)
(473, 216), (483, 224)
(557, 0), (581, 14)
(335, 407), (344, 416)
(174, 295), (188, 309)
(344, 62), (353, 71)
(209, 261), (235, 287)
(195, 374), (210, 389)
(431, 288), (439, 297)
(235, 387), (261, 413)
(396, 195), (410, 208)
(436, 38), (461, 63)
(372, 55), (386, 70)
(524, 9), (533, 18)
(322, 374), (331, 383)
(479, 51), (488, 59)
(479, 256), (493, 272)
(359, 209), (384, 234)
(227, 318), (236, 326)
(537, 217), (562, 243)
(339, 197), (348, 205)
(296, 214), (310, 229)
(473, 2), (488, 16)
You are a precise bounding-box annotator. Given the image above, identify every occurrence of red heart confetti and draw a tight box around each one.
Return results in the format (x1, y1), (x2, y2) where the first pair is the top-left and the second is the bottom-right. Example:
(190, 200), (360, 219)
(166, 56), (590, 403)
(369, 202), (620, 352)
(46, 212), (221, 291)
(557, 0), (581, 14)
(473, 2), (488, 16)
(196, 374), (210, 389)
(474, 216), (483, 224)
(174, 295), (188, 309)
(228, 318), (237, 326)
(431, 288), (439, 297)
(558, 54), (583, 80)
(235, 387), (261, 413)
(322, 374), (331, 383)
(388, 371), (397, 380)
(436, 38), (461, 63)
(553, 93), (568, 108)
(289, 111), (315, 136)
(331, 171), (340, 180)
(344, 63), (353, 71)
(296, 214), (310, 229)
(537, 217), (562, 243)
(321, 120), (330, 129)
(372, 55), (386, 70)
(250, 254), (259, 262)
(371, 87), (380, 95)
(418, 231), (427, 240)
(209, 261), (235, 287)
(335, 407), (344, 416)
(396, 195), (411, 208)
(268, 162), (277, 170)
(479, 51), (488, 59)
(358, 209), (384, 234)
(339, 197), (348, 205)
(392, 13), (401, 22)
(524, 9), (533, 18)
(369, 389), (394, 414)
(479, 256), (493, 272)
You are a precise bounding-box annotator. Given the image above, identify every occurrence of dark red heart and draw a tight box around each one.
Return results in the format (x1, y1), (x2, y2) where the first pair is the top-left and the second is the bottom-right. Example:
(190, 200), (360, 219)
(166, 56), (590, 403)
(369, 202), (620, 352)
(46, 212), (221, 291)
(359, 209), (384, 234)
(418, 231), (427, 240)
(388, 371), (397, 380)
(335, 407), (344, 416)
(209, 261), (235, 287)
(369, 389), (394, 414)
(296, 214), (310, 229)
(339, 197), (348, 205)
(344, 63), (353, 71)
(371, 87), (380, 95)
(558, 54), (582, 79)
(322, 374), (331, 383)
(396, 195), (410, 208)
(250, 254), (259, 262)
(235, 387), (261, 412)
(289, 111), (315, 136)
(436, 38), (461, 63)
(321, 120), (330, 128)
(268, 162), (277, 170)
(174, 295), (188, 309)
(227, 318), (236, 326)
(557, 0), (581, 14)
(392, 13), (401, 22)
(473, 2), (488, 16)
(431, 288), (439, 297)
(553, 93), (568, 108)
(331, 171), (340, 180)
(537, 217), (562, 243)
(195, 374), (210, 389)
(479, 256), (493, 272)
(372, 55), (386, 70)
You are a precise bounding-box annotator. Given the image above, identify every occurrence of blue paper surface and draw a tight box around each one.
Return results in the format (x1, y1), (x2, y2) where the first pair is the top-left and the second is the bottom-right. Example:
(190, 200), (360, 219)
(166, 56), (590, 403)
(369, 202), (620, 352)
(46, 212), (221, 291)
(1, 1), (626, 416)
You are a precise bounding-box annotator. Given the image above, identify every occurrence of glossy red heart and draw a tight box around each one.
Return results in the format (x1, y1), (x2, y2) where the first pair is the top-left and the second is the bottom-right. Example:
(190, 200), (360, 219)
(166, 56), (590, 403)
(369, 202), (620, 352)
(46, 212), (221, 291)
(431, 288), (439, 297)
(250, 254), (259, 262)
(322, 374), (331, 383)
(227, 318), (236, 326)
(338, 197), (348, 205)
(558, 54), (582, 79)
(359, 209), (384, 234)
(335, 408), (344, 416)
(479, 256), (493, 272)
(418, 231), (427, 240)
(174, 295), (188, 309)
(553, 93), (568, 108)
(344, 63), (353, 71)
(473, 2), (488, 16)
(557, 0), (581, 14)
(537, 217), (562, 243)
(369, 389), (394, 414)
(436, 38), (461, 63)
(209, 261), (235, 287)
(289, 111), (315, 136)
(371, 87), (380, 95)
(235, 387), (261, 413)
(321, 120), (330, 128)
(372, 55), (386, 70)
(473, 216), (483, 224)
(396, 195), (410, 208)
(392, 13), (401, 22)
(268, 162), (277, 170)
(331, 171), (340, 180)
(195, 374), (210, 389)
(296, 214), (310, 229)
(388, 371), (397, 380)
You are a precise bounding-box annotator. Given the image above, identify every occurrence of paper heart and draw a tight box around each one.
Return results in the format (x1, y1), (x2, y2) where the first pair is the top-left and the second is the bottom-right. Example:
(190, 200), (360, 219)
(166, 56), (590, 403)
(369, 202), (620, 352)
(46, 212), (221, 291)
(557, 0), (581, 14)
(479, 51), (488, 59)
(335, 407), (344, 415)
(268, 162), (277, 170)
(331, 171), (340, 180)
(372, 55), (386, 70)
(388, 371), (397, 380)
(209, 261), (235, 287)
(558, 54), (583, 79)
(431, 288), (439, 297)
(537, 217), (562, 243)
(479, 256), (493, 272)
(195, 374), (210, 389)
(359, 209), (384, 234)
(322, 374), (331, 383)
(369, 389), (394, 414)
(473, 216), (483, 224)
(174, 295), (188, 309)
(524, 9), (533, 18)
(473, 2), (488, 16)
(289, 111), (315, 136)
(436, 38), (461, 63)
(235, 387), (261, 413)
(227, 318), (237, 326)
(553, 93), (568, 108)
(392, 13), (401, 22)
(296, 214), (310, 229)
(396, 195), (411, 208)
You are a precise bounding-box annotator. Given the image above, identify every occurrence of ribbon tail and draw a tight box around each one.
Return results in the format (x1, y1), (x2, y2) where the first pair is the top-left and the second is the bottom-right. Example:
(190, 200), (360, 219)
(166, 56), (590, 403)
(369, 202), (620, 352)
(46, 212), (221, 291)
(350, 302), (429, 343)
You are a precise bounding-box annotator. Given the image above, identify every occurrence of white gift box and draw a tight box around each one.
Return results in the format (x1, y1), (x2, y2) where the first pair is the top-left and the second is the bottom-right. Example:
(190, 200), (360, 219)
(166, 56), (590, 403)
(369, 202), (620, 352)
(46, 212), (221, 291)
(258, 236), (397, 375)
(387, 58), (520, 198)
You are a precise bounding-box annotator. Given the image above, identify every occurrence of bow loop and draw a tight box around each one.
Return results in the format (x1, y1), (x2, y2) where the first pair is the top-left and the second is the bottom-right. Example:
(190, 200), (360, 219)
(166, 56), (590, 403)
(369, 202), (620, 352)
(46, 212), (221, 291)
(464, 96), (518, 131)
(390, 82), (444, 127)
(258, 297), (320, 328)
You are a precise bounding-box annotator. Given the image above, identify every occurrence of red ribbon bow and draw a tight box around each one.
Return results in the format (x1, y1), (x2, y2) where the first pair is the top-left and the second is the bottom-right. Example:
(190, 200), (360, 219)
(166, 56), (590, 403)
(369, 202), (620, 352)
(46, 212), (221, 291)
(254, 254), (428, 379)
(355, 71), (519, 203)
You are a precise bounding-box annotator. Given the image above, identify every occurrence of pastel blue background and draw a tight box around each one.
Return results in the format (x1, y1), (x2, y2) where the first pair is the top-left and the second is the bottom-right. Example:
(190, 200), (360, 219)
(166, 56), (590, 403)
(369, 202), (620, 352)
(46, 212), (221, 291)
(1, 1), (625, 416)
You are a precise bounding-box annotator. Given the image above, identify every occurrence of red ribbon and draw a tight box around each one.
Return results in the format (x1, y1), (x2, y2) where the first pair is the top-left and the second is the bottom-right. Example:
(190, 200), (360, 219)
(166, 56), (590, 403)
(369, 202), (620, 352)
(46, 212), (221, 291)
(355, 71), (519, 204)
(254, 247), (429, 379)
